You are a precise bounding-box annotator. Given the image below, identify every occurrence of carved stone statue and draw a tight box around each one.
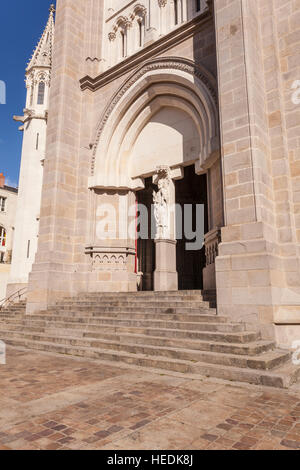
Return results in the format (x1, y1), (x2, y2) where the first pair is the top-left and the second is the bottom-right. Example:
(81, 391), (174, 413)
(153, 166), (171, 239)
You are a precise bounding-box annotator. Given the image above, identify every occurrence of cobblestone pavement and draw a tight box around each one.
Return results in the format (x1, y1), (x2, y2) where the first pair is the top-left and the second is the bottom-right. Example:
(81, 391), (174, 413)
(0, 347), (300, 450)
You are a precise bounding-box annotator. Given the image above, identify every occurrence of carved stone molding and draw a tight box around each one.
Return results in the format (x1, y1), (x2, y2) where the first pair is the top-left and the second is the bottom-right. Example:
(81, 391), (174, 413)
(133, 4), (147, 18)
(90, 57), (217, 175)
(205, 228), (222, 266)
(85, 246), (136, 272)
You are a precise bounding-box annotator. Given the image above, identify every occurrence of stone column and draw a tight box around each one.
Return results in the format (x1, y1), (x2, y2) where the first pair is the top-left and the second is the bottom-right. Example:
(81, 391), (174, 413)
(154, 239), (178, 291)
(153, 167), (178, 291)
(144, 0), (159, 44)
(158, 0), (168, 36)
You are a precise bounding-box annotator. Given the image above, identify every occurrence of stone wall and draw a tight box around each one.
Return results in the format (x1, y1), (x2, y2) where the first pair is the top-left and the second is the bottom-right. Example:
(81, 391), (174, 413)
(214, 0), (300, 345)
(26, 0), (88, 313)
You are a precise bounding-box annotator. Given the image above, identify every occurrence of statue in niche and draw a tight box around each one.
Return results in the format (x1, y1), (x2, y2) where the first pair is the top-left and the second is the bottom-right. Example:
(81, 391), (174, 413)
(153, 166), (171, 239)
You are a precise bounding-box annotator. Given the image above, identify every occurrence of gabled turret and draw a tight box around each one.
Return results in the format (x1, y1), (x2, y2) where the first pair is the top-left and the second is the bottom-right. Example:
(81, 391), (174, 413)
(8, 5), (55, 294)
(27, 4), (55, 72)
(24, 4), (55, 113)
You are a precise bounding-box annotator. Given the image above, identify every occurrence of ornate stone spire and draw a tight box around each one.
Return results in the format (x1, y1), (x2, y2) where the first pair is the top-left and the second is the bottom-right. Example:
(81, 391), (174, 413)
(26, 4), (55, 72)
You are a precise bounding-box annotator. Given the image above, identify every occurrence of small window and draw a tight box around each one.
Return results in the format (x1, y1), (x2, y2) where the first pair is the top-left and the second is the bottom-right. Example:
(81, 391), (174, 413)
(36, 133), (39, 150)
(121, 31), (126, 58)
(138, 21), (143, 48)
(174, 0), (179, 25)
(37, 82), (45, 105)
(27, 240), (30, 259)
(30, 85), (34, 106)
(196, 0), (201, 12)
(0, 197), (6, 212)
(0, 226), (6, 248)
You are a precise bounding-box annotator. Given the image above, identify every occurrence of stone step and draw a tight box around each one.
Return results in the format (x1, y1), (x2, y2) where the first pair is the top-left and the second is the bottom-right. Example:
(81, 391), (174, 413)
(0, 323), (272, 355)
(55, 300), (210, 309)
(0, 315), (246, 332)
(0, 307), (25, 314)
(63, 293), (206, 302)
(51, 306), (213, 314)
(192, 360), (300, 389)
(0, 319), (259, 343)
(81, 331), (275, 357)
(76, 290), (204, 297)
(0, 329), (289, 371)
(0, 324), (273, 356)
(0, 324), (45, 333)
(2, 335), (299, 388)
(0, 292), (297, 389)
(33, 311), (224, 323)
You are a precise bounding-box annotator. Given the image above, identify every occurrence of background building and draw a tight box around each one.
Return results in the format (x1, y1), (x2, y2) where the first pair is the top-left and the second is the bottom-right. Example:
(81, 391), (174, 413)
(0, 173), (18, 300)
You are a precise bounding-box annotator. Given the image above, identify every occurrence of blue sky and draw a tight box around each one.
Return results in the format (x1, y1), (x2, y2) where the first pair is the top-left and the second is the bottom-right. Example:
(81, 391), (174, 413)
(0, 0), (55, 187)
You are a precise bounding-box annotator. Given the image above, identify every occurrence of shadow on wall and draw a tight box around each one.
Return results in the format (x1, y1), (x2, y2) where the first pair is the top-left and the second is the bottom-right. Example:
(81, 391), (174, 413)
(131, 106), (201, 178)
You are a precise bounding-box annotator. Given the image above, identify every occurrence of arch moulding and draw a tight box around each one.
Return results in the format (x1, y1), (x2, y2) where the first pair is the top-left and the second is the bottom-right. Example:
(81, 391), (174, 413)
(89, 57), (219, 190)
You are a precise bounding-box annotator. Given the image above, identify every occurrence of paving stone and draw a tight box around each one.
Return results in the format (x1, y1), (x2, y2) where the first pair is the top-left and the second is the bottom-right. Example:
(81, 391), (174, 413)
(0, 346), (299, 450)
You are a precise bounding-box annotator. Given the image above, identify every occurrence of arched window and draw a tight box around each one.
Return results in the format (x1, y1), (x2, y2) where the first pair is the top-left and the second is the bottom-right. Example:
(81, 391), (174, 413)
(133, 6), (146, 49)
(119, 27), (127, 59)
(37, 82), (45, 105)
(0, 226), (6, 248)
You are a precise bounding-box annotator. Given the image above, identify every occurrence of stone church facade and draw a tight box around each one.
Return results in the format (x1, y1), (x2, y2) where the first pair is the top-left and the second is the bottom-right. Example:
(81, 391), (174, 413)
(20, 0), (300, 349)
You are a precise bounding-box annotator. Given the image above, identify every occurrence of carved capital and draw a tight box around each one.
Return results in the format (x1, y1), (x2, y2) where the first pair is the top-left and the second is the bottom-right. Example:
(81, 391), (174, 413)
(158, 0), (168, 7)
(108, 32), (116, 42)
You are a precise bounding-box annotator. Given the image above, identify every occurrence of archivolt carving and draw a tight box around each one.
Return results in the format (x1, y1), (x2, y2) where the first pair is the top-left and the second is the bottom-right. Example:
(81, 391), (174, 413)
(91, 57), (218, 175)
(109, 5), (147, 41)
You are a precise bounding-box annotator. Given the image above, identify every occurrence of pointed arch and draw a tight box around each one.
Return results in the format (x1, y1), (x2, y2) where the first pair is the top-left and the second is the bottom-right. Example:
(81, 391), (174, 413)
(90, 58), (219, 190)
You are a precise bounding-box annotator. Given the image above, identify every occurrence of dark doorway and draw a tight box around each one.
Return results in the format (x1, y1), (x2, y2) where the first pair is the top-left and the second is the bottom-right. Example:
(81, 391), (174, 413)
(136, 177), (155, 291)
(175, 166), (208, 290)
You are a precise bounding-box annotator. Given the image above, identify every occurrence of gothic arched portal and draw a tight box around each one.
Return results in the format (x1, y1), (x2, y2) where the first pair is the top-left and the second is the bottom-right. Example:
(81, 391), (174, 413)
(87, 58), (222, 293)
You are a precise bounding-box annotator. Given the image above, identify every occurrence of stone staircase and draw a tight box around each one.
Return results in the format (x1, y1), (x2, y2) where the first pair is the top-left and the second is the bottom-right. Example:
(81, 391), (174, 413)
(0, 291), (299, 388)
(0, 300), (27, 316)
